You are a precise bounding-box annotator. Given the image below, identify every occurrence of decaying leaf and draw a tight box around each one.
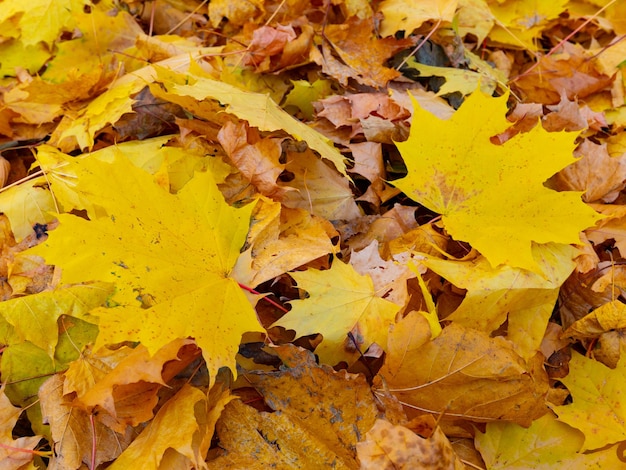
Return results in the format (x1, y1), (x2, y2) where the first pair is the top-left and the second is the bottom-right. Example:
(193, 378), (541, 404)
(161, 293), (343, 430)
(357, 419), (464, 469)
(210, 345), (378, 469)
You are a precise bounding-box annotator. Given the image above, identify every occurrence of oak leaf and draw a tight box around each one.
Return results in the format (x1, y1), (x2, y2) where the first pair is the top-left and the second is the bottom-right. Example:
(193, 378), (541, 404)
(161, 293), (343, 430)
(272, 260), (399, 365)
(393, 88), (602, 272)
(29, 154), (262, 384)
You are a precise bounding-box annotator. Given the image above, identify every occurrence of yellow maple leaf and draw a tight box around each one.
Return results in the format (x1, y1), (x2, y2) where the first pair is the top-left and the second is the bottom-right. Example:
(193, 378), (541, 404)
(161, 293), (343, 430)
(110, 384), (213, 469)
(0, 282), (114, 358)
(393, 89), (602, 272)
(29, 154), (262, 384)
(488, 0), (568, 50)
(420, 243), (577, 359)
(552, 352), (626, 451)
(475, 412), (626, 468)
(156, 67), (348, 177)
(377, 0), (458, 37)
(272, 260), (399, 365)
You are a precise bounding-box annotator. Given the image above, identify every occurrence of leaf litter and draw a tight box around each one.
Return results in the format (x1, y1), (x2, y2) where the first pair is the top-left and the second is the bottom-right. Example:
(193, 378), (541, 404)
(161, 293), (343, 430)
(1, 0), (626, 468)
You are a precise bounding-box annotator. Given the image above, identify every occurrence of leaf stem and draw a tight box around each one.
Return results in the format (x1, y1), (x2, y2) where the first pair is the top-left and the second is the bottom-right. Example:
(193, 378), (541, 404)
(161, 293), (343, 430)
(238, 282), (289, 313)
(0, 442), (52, 457)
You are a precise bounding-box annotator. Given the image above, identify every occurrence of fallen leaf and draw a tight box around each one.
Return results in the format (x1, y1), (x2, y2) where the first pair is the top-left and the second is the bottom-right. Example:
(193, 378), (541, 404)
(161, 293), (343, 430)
(314, 17), (414, 88)
(403, 58), (500, 96)
(475, 412), (585, 469)
(487, 0), (568, 50)
(378, 323), (549, 426)
(109, 384), (216, 470)
(273, 260), (399, 365)
(513, 42), (614, 104)
(156, 68), (348, 176)
(73, 339), (200, 428)
(456, 0), (495, 44)
(234, 198), (338, 287)
(39, 375), (133, 470)
(586, 204), (626, 259)
(0, 385), (42, 469)
(357, 419), (464, 469)
(377, 0), (458, 37)
(552, 351), (626, 451)
(550, 139), (626, 203)
(0, 282), (113, 358)
(208, 0), (263, 28)
(241, 24), (297, 72)
(420, 243), (577, 359)
(278, 147), (361, 221)
(563, 300), (626, 368)
(350, 241), (415, 307)
(392, 88), (602, 272)
(284, 79), (333, 120)
(29, 154), (262, 384)
(218, 121), (286, 198)
(0, 178), (56, 241)
(210, 345), (378, 469)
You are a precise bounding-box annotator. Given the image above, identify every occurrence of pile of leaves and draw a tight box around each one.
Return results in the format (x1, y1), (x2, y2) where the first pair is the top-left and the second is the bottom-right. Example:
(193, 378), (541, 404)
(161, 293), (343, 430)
(1, 0), (626, 467)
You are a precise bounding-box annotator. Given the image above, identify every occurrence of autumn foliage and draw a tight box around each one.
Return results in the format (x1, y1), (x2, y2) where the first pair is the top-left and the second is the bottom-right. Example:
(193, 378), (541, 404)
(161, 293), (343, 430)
(1, 0), (626, 468)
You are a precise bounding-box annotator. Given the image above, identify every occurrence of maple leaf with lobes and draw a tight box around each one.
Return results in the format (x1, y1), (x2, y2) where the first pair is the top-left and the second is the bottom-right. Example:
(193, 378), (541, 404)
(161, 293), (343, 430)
(30, 153), (262, 384)
(393, 89), (602, 272)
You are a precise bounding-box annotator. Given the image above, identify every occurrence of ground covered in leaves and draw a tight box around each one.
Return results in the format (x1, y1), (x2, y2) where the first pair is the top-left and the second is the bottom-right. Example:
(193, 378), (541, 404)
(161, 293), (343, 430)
(1, 0), (626, 468)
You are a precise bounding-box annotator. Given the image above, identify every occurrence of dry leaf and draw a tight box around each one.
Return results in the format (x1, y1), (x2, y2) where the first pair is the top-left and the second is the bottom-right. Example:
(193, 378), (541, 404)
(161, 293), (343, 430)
(357, 419), (464, 469)
(378, 323), (548, 426)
